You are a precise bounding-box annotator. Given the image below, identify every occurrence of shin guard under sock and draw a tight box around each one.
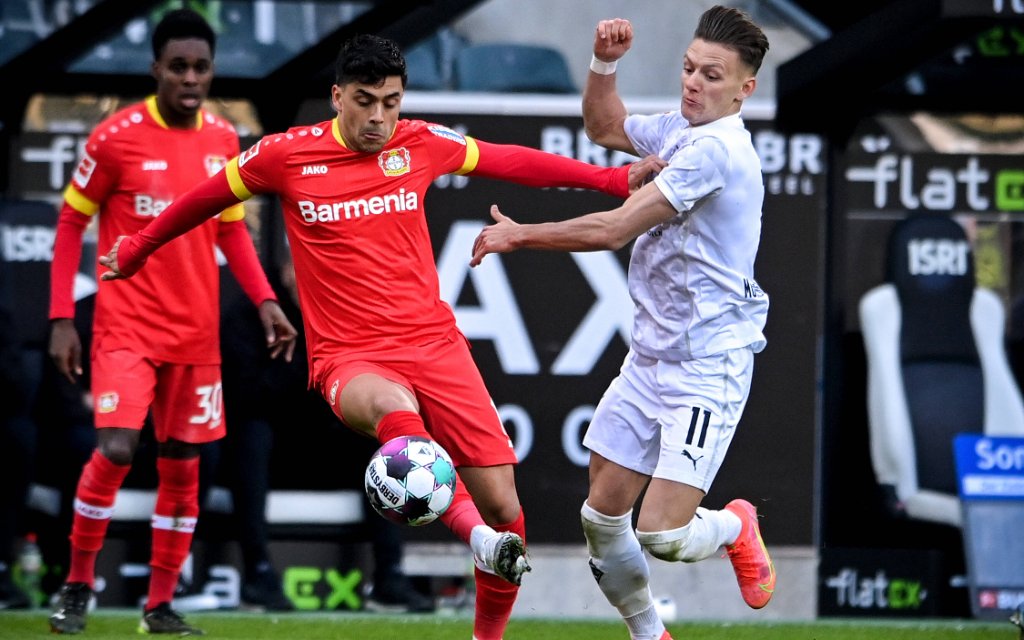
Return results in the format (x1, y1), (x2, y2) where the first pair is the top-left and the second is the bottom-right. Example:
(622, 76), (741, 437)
(67, 450), (131, 585)
(147, 456), (199, 607)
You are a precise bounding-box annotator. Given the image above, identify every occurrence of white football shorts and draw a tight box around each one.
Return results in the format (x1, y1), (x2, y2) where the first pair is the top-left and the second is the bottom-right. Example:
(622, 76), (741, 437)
(583, 346), (755, 492)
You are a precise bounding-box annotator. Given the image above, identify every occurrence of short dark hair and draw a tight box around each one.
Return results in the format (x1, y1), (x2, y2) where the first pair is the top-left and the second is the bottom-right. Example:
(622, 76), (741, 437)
(694, 5), (769, 74)
(334, 34), (407, 88)
(152, 8), (216, 60)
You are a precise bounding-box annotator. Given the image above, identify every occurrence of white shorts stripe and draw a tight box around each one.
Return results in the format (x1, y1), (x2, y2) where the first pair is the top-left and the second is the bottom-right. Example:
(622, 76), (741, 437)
(151, 514), (197, 533)
(73, 498), (115, 520)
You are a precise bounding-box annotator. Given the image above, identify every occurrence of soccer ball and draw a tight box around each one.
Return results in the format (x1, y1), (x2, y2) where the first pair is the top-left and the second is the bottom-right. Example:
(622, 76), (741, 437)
(364, 435), (457, 526)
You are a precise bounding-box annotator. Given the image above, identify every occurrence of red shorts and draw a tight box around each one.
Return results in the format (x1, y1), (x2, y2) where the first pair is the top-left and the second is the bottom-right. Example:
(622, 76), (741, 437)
(318, 329), (516, 468)
(91, 347), (226, 444)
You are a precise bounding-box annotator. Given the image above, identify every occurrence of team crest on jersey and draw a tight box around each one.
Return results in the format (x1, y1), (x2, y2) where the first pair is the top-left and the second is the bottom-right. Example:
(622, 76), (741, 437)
(205, 155), (228, 176)
(72, 152), (98, 189)
(238, 142), (261, 167)
(378, 148), (411, 177)
(97, 391), (119, 414)
(427, 125), (466, 145)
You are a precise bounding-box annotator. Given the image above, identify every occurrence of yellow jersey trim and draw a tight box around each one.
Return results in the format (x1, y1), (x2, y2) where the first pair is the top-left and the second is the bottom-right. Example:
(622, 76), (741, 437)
(63, 184), (99, 216)
(225, 157), (253, 201)
(455, 136), (480, 175)
(145, 95), (203, 130)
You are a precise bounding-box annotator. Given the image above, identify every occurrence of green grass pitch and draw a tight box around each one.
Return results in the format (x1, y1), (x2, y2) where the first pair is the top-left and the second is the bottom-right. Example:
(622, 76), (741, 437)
(0, 610), (1016, 639)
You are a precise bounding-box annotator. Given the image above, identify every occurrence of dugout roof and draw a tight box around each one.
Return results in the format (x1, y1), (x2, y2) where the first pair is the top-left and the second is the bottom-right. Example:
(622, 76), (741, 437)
(0, 0), (487, 135)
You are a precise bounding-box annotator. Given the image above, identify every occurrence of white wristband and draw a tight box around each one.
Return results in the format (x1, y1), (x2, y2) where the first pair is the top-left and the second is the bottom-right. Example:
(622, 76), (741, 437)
(589, 55), (618, 75)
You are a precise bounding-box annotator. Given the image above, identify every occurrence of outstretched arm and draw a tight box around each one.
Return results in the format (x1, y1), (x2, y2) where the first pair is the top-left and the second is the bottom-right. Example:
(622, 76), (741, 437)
(470, 180), (675, 266)
(470, 139), (662, 198)
(99, 170), (241, 279)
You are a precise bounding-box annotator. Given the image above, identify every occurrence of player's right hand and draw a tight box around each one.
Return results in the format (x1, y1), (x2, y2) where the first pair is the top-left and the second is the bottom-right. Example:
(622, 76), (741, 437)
(99, 235), (127, 280)
(48, 318), (82, 384)
(594, 18), (633, 62)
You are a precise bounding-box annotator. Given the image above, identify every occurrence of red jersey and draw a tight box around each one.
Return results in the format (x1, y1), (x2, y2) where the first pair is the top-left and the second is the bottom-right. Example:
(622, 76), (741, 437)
(55, 96), (245, 364)
(226, 118), (474, 382)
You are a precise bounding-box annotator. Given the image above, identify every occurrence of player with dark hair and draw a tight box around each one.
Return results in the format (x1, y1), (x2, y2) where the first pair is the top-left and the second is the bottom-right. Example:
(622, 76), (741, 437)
(471, 7), (774, 639)
(47, 8), (296, 635)
(98, 32), (659, 640)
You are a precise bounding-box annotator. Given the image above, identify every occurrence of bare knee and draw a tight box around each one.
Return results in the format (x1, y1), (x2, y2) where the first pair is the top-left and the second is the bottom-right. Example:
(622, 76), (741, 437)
(96, 428), (140, 466)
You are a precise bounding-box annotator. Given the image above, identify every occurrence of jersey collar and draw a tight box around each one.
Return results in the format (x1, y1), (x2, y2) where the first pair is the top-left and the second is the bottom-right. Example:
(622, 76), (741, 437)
(331, 116), (397, 149)
(331, 116), (349, 148)
(145, 95), (203, 130)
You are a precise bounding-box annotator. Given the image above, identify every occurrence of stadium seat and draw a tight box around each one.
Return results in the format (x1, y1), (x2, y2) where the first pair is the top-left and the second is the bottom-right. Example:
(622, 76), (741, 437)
(859, 214), (1024, 527)
(453, 42), (576, 93)
(404, 41), (445, 91)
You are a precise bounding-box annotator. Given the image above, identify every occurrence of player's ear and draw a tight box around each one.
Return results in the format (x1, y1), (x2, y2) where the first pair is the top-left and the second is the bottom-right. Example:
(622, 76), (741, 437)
(330, 85), (344, 113)
(738, 76), (756, 101)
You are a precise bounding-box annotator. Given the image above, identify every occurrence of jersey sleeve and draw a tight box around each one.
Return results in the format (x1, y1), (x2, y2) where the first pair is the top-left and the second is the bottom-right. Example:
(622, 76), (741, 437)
(414, 122), (480, 176)
(62, 131), (119, 217)
(231, 135), (287, 197)
(48, 204), (90, 319)
(624, 112), (671, 159)
(654, 135), (728, 213)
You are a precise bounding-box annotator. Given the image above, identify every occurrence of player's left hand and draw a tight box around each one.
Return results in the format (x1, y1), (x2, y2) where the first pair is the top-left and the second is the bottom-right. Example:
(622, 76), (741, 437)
(628, 154), (667, 193)
(470, 205), (519, 267)
(99, 235), (127, 280)
(259, 300), (298, 362)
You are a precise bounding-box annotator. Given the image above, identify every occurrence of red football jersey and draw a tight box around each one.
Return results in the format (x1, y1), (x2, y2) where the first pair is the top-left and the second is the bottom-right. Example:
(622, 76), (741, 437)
(226, 118), (477, 383)
(59, 96), (244, 363)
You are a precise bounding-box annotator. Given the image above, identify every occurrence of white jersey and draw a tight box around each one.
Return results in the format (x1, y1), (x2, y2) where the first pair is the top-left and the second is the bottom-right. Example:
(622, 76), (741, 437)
(623, 110), (768, 361)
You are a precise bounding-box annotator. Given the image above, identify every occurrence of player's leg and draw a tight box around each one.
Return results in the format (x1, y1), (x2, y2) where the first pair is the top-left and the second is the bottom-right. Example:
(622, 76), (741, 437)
(583, 456), (665, 640)
(50, 349), (152, 634)
(634, 348), (774, 609)
(137, 363), (224, 635)
(457, 465), (527, 640)
(412, 333), (528, 640)
(327, 362), (503, 560)
(581, 349), (669, 640)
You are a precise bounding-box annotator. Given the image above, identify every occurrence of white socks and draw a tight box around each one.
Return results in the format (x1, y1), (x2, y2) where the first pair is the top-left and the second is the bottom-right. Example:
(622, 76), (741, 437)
(581, 502), (665, 639)
(636, 506), (741, 563)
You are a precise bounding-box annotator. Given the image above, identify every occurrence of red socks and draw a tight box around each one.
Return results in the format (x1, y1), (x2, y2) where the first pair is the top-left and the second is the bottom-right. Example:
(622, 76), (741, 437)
(375, 410), (431, 443)
(439, 480), (483, 545)
(146, 456), (200, 608)
(67, 451), (131, 586)
(474, 509), (526, 640)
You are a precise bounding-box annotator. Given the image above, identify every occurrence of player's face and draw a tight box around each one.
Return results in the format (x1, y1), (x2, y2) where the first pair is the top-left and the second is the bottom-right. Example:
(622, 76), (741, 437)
(679, 39), (755, 127)
(151, 38), (214, 128)
(330, 77), (404, 153)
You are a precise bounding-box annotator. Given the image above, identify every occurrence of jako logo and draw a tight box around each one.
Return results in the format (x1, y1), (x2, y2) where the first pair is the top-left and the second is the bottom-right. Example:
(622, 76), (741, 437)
(301, 165), (328, 176)
(906, 238), (969, 276)
(298, 189), (419, 223)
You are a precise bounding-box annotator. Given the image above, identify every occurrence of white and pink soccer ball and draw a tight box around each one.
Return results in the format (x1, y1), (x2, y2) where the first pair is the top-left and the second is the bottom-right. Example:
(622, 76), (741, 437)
(364, 435), (457, 526)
